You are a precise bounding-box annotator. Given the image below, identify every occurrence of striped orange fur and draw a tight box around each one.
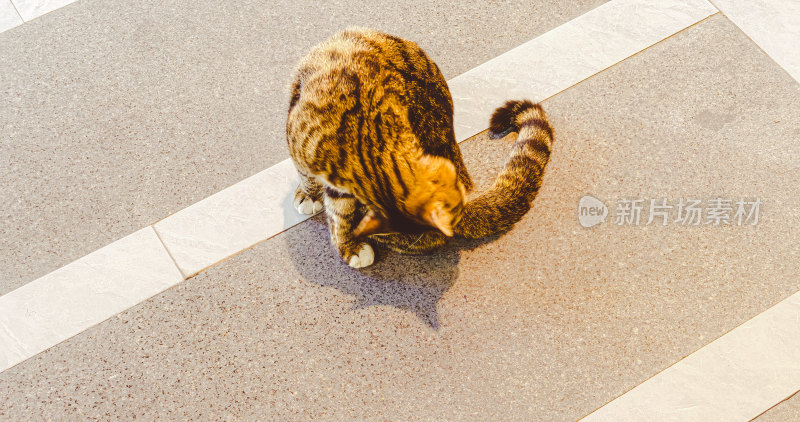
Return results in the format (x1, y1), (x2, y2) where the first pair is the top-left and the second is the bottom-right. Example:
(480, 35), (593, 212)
(287, 28), (553, 267)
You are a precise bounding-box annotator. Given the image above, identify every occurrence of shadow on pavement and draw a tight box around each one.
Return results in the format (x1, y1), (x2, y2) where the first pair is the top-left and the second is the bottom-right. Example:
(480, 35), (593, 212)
(283, 213), (498, 329)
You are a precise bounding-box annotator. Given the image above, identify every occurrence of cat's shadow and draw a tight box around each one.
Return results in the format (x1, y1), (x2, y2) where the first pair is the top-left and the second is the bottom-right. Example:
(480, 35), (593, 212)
(282, 213), (498, 329)
(281, 132), (519, 329)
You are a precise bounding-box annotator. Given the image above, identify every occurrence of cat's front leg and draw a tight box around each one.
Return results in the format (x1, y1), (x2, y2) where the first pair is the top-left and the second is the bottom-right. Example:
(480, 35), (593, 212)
(293, 171), (323, 215)
(323, 187), (375, 268)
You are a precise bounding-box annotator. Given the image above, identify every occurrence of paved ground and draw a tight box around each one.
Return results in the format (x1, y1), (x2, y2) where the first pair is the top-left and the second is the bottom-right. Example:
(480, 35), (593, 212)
(2, 8), (799, 419)
(756, 392), (800, 422)
(0, 0), (607, 295)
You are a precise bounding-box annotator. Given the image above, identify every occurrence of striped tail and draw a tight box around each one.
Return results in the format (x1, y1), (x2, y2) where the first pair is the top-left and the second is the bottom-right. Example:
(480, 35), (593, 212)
(454, 100), (554, 239)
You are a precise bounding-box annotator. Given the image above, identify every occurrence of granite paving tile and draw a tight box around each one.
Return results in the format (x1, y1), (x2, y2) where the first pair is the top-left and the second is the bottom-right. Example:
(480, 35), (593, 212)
(2, 14), (799, 420)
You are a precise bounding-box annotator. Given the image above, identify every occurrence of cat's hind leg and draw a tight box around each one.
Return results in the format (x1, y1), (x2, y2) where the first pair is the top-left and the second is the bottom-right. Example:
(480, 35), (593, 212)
(323, 188), (375, 268)
(293, 172), (324, 215)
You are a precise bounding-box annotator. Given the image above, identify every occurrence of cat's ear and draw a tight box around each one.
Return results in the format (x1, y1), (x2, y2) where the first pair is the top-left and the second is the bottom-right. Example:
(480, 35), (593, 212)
(423, 203), (454, 237)
(353, 209), (390, 238)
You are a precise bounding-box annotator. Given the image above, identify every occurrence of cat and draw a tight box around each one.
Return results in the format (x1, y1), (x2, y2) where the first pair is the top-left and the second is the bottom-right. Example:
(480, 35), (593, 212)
(286, 27), (553, 268)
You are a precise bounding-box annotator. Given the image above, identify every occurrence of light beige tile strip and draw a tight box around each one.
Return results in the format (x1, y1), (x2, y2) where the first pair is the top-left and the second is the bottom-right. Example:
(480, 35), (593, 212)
(155, 0), (719, 277)
(709, 0), (800, 83)
(450, 0), (718, 141)
(0, 227), (184, 372)
(11, 0), (76, 21)
(581, 292), (800, 421)
(0, 0), (22, 32)
(153, 158), (305, 277)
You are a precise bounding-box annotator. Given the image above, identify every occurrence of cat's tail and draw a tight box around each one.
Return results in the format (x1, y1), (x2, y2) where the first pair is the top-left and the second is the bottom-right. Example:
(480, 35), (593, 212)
(454, 100), (553, 239)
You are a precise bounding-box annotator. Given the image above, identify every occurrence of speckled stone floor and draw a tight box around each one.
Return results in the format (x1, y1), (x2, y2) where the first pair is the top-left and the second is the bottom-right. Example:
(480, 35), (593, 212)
(0, 0), (607, 296)
(1, 6), (799, 419)
(755, 392), (800, 422)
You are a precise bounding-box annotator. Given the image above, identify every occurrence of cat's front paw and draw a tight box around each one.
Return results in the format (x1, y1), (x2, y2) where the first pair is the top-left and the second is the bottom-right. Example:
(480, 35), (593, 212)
(294, 188), (323, 215)
(345, 242), (375, 268)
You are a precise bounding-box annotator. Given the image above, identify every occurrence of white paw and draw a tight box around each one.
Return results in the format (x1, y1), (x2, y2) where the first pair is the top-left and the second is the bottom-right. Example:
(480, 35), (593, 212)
(294, 196), (323, 215)
(347, 243), (375, 268)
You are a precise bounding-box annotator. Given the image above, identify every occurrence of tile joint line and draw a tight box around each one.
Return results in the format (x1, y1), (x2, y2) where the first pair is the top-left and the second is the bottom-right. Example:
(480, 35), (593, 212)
(703, 0), (796, 83)
(752, 389), (800, 420)
(150, 225), (187, 280)
(9, 0), (24, 21)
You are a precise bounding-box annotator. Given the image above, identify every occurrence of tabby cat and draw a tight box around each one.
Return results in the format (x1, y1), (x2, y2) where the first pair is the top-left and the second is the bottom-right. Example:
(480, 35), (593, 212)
(286, 27), (553, 268)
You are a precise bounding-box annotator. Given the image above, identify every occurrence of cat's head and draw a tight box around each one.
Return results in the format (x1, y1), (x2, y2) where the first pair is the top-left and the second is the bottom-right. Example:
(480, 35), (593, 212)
(353, 154), (466, 237)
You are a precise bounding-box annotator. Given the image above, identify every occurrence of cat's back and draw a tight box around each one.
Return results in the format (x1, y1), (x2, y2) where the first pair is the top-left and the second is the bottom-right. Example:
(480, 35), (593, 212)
(293, 27), (439, 93)
(295, 28), (380, 85)
(287, 27), (468, 189)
